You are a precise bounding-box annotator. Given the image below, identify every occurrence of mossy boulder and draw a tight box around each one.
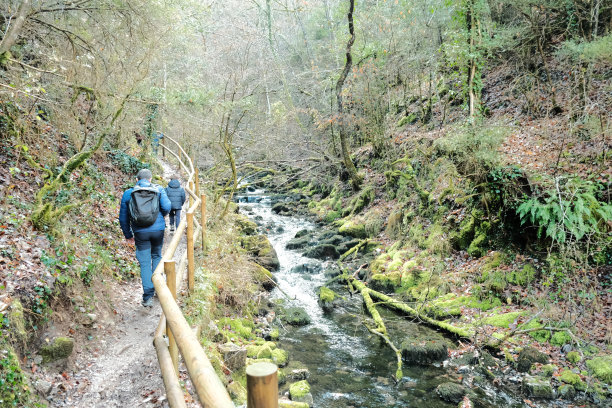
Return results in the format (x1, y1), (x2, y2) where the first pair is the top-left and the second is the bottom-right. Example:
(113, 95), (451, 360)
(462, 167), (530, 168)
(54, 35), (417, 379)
(467, 221), (490, 258)
(235, 215), (258, 235)
(557, 384), (576, 399)
(290, 263), (321, 274)
(286, 237), (311, 250)
(252, 263), (276, 291)
(483, 311), (524, 328)
(294, 229), (309, 238)
(517, 347), (549, 373)
(281, 307), (311, 326)
(559, 369), (586, 391)
(338, 220), (367, 239)
(586, 355), (612, 384)
(303, 244), (339, 260)
(401, 338), (448, 365)
(241, 235), (280, 271)
(289, 380), (313, 405)
(318, 287), (337, 312)
(435, 382), (466, 404)
(452, 213), (476, 249)
(40, 337), (74, 364)
(522, 376), (553, 399)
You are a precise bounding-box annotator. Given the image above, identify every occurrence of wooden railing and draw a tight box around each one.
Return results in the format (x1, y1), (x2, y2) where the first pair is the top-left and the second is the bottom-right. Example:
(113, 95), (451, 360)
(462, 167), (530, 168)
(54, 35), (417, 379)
(154, 136), (234, 408)
(154, 136), (279, 408)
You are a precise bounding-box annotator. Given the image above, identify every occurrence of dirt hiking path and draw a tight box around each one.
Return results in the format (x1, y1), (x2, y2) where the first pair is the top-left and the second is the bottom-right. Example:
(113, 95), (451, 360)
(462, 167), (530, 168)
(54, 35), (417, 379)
(45, 160), (191, 408)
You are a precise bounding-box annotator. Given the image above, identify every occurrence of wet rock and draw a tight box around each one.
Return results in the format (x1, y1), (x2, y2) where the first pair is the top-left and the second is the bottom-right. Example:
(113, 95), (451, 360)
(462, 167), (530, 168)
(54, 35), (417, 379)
(318, 287), (337, 312)
(272, 202), (291, 213)
(290, 263), (321, 274)
(303, 244), (339, 260)
(323, 266), (342, 278)
(320, 234), (345, 246)
(517, 347), (549, 373)
(435, 382), (466, 403)
(522, 375), (553, 399)
(558, 384), (576, 399)
(294, 229), (309, 238)
(207, 320), (224, 342)
(281, 307), (311, 326)
(338, 220), (367, 238)
(40, 337), (74, 364)
(286, 237), (310, 250)
(218, 342), (247, 371)
(401, 338), (448, 365)
(252, 263), (277, 291)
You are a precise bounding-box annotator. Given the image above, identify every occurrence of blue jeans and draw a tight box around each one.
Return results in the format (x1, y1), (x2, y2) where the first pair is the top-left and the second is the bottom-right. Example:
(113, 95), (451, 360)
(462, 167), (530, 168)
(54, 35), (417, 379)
(134, 230), (164, 301)
(169, 209), (181, 228)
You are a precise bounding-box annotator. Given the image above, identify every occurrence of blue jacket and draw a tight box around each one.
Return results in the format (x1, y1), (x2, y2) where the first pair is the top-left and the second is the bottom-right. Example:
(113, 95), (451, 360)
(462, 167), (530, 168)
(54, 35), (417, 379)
(119, 179), (171, 239)
(166, 179), (186, 210)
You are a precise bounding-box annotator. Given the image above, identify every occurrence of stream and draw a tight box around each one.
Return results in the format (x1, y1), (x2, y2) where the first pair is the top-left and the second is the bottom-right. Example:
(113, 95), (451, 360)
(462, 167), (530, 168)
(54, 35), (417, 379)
(237, 190), (526, 408)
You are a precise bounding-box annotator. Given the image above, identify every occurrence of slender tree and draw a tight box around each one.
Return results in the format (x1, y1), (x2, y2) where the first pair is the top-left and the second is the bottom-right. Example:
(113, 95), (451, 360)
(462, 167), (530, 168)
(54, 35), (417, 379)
(335, 0), (362, 189)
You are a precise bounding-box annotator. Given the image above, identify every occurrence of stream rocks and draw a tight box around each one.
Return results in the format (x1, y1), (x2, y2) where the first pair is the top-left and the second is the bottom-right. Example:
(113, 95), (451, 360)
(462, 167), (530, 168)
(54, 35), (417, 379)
(401, 337), (448, 365)
(240, 234), (280, 271)
(517, 347), (549, 373)
(435, 382), (467, 403)
(280, 307), (311, 326)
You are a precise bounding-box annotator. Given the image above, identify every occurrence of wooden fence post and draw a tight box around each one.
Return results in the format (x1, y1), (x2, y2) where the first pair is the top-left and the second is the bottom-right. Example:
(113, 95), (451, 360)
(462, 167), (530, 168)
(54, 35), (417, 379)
(189, 181), (194, 207)
(246, 362), (278, 408)
(194, 165), (200, 197)
(200, 194), (207, 252)
(187, 211), (195, 293)
(164, 261), (178, 374)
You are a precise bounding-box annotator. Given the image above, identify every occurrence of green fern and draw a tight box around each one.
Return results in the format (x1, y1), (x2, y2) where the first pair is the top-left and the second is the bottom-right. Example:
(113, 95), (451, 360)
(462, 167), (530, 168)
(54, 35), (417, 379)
(517, 178), (612, 245)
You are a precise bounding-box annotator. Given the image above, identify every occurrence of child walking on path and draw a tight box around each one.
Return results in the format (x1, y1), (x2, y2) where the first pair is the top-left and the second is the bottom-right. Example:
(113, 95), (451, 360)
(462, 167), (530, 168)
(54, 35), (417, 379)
(165, 175), (186, 232)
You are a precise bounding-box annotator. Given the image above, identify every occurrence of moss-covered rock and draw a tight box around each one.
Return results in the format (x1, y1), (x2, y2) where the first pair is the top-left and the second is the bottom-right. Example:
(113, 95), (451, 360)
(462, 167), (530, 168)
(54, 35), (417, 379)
(541, 364), (557, 377)
(241, 234), (280, 271)
(517, 347), (549, 373)
(452, 213), (476, 249)
(303, 244), (339, 260)
(281, 307), (311, 326)
(467, 221), (490, 258)
(566, 351), (581, 364)
(401, 338), (448, 365)
(289, 380), (313, 405)
(559, 369), (586, 391)
(586, 355), (612, 384)
(557, 384), (576, 400)
(235, 215), (258, 235)
(522, 376), (553, 399)
(252, 263), (276, 291)
(338, 220), (367, 239)
(286, 237), (311, 250)
(318, 287), (337, 312)
(40, 337), (74, 364)
(435, 382), (466, 404)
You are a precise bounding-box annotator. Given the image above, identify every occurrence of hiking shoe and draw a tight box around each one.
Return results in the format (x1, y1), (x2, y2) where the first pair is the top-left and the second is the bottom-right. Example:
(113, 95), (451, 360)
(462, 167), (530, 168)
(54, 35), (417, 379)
(141, 298), (153, 308)
(170, 226), (175, 232)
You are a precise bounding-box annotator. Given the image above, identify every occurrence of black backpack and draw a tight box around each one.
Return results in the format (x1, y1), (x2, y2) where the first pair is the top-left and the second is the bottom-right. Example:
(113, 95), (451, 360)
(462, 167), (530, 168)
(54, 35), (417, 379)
(129, 185), (160, 227)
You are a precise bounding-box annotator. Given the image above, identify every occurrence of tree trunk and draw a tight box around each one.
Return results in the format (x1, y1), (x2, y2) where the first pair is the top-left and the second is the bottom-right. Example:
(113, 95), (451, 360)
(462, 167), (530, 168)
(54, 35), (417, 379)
(0, 0), (32, 65)
(335, 0), (362, 189)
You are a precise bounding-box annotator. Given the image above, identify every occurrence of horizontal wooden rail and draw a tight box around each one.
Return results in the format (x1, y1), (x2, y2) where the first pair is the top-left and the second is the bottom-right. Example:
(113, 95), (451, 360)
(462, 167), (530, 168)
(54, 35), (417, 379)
(152, 137), (234, 408)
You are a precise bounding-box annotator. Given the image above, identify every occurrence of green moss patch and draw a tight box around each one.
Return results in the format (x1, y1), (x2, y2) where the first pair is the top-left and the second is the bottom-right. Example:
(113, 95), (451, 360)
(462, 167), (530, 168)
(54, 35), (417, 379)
(482, 311), (525, 328)
(40, 337), (74, 363)
(559, 369), (586, 390)
(586, 355), (612, 384)
(289, 380), (311, 399)
(218, 317), (255, 341)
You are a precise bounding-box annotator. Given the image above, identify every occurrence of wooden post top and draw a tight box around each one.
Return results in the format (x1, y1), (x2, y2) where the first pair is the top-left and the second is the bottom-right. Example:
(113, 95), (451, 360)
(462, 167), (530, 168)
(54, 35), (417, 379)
(246, 362), (277, 377)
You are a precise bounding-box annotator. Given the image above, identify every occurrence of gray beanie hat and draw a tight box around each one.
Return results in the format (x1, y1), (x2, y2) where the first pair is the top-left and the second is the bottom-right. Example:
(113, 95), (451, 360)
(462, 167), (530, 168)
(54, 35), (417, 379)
(137, 168), (152, 180)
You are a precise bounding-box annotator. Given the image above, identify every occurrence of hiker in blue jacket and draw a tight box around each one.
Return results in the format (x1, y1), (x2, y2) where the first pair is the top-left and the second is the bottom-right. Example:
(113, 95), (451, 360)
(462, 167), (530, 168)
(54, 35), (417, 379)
(165, 175), (186, 232)
(119, 169), (171, 307)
